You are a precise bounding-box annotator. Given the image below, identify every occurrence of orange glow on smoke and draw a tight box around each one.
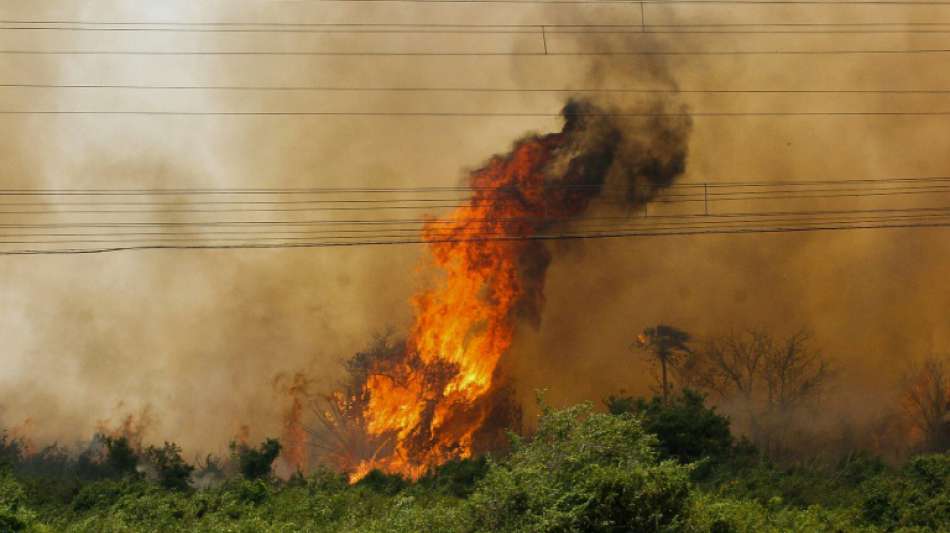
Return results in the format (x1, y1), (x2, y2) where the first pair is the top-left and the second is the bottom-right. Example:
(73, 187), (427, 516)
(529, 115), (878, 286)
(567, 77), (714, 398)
(10, 417), (36, 456)
(95, 406), (154, 451)
(275, 373), (312, 473)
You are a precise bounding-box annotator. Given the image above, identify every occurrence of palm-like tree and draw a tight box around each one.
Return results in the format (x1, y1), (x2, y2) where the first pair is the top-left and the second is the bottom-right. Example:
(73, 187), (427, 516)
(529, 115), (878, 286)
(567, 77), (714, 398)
(634, 325), (692, 403)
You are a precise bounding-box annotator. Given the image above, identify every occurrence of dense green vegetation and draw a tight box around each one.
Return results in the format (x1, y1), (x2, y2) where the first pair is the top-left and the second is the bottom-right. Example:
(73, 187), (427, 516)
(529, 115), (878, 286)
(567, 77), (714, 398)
(1, 390), (948, 532)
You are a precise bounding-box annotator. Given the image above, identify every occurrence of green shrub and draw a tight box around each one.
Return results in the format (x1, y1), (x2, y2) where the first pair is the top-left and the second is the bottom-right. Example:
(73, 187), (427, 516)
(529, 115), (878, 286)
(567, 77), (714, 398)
(607, 389), (733, 465)
(419, 456), (489, 498)
(70, 479), (141, 513)
(686, 493), (865, 533)
(345, 494), (467, 533)
(143, 442), (194, 491)
(0, 434), (23, 470)
(836, 451), (888, 485)
(233, 478), (271, 506)
(102, 437), (139, 478)
(468, 401), (693, 533)
(354, 470), (407, 496)
(0, 471), (39, 532)
(861, 453), (950, 530)
(230, 439), (281, 481)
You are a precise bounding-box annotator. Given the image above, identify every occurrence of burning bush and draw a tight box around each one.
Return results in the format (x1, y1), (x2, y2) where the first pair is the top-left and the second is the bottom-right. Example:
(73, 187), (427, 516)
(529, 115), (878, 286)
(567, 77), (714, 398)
(311, 100), (691, 481)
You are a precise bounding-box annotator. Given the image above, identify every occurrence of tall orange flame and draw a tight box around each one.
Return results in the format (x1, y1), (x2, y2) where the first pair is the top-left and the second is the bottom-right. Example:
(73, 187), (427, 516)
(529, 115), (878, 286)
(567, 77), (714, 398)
(357, 142), (546, 477)
(338, 100), (690, 480)
(350, 112), (600, 480)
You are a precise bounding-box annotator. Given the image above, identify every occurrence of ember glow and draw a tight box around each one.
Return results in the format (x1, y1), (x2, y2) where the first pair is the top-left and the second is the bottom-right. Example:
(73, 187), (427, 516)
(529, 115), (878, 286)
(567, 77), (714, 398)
(96, 409), (153, 447)
(9, 417), (36, 456)
(326, 100), (691, 481)
(275, 373), (313, 474)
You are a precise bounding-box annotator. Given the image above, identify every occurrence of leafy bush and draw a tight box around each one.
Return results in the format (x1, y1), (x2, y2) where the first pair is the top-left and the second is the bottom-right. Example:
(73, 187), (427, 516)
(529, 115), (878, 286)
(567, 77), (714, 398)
(70, 479), (141, 513)
(606, 389), (733, 465)
(2, 406), (949, 532)
(468, 401), (693, 533)
(143, 442), (194, 491)
(686, 493), (864, 533)
(0, 434), (23, 470)
(230, 438), (281, 480)
(354, 470), (407, 495)
(231, 478), (272, 506)
(102, 436), (139, 478)
(0, 471), (39, 532)
(861, 453), (950, 530)
(419, 456), (489, 498)
(346, 494), (467, 533)
(836, 451), (888, 485)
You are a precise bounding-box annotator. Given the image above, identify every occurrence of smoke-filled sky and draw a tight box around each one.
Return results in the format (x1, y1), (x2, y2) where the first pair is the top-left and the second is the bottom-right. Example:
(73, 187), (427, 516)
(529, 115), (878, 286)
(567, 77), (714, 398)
(0, 0), (948, 454)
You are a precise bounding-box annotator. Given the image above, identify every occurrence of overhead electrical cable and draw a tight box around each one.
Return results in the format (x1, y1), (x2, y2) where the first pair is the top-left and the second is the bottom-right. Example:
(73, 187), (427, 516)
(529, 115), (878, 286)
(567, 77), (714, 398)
(6, 84), (950, 94)
(0, 220), (947, 255)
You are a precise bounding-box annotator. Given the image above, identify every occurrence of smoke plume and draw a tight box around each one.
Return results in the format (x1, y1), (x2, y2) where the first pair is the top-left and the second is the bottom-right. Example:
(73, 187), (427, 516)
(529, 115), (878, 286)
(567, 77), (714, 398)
(318, 99), (691, 480)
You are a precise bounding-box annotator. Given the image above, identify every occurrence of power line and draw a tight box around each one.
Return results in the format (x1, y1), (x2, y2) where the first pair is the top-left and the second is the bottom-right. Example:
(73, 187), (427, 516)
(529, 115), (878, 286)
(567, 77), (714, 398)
(4, 22), (950, 34)
(2, 209), (948, 237)
(1, 110), (948, 117)
(2, 208), (946, 238)
(0, 181), (944, 244)
(0, 221), (946, 255)
(3, 214), (948, 245)
(0, 176), (947, 194)
(4, 48), (950, 56)
(4, 205), (950, 258)
(3, 182), (948, 200)
(300, 0), (950, 5)
(11, 20), (950, 27)
(0, 204), (947, 229)
(5, 83), (950, 94)
(0, 185), (945, 214)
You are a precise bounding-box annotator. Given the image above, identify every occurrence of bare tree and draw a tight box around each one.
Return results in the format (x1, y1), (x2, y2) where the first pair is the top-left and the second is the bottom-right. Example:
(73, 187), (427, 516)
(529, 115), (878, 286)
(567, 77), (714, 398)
(634, 325), (692, 403)
(763, 330), (831, 416)
(694, 329), (773, 402)
(901, 355), (950, 452)
(692, 328), (833, 459)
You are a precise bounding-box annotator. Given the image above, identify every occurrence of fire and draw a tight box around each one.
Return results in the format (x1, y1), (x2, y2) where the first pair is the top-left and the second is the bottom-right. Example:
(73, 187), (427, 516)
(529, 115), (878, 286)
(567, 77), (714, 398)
(274, 372), (313, 473)
(329, 100), (690, 481)
(348, 107), (609, 480)
(10, 417), (36, 456)
(95, 406), (154, 451)
(234, 423), (251, 446)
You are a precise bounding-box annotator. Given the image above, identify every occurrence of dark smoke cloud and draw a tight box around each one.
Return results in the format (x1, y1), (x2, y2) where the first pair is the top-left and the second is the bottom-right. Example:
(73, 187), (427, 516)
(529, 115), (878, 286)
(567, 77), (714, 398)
(306, 99), (692, 474)
(500, 98), (691, 325)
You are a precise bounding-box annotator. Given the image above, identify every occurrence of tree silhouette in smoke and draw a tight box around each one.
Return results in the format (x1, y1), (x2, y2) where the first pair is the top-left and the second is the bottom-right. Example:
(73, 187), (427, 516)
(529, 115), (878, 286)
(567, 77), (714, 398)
(635, 325), (693, 403)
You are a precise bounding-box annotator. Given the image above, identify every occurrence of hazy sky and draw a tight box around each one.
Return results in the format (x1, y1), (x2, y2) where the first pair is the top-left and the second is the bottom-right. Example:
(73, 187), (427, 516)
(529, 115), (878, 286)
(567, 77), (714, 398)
(0, 0), (948, 453)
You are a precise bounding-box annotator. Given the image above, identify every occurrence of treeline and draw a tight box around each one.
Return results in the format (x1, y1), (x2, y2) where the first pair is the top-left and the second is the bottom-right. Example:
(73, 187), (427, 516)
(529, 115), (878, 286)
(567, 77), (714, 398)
(634, 326), (950, 460)
(1, 326), (947, 531)
(1, 389), (948, 532)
